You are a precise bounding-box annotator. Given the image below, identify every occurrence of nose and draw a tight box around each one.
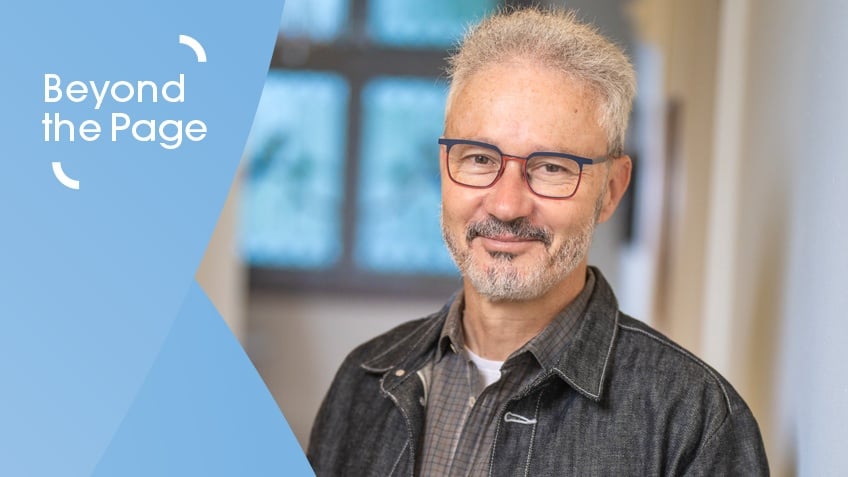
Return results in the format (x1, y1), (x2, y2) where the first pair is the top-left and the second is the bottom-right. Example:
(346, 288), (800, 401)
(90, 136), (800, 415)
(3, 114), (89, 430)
(484, 158), (534, 222)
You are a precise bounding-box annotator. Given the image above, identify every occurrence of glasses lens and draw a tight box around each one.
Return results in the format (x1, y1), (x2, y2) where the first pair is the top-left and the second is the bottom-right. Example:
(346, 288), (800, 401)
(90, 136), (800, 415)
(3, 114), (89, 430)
(526, 155), (581, 198)
(447, 143), (502, 187)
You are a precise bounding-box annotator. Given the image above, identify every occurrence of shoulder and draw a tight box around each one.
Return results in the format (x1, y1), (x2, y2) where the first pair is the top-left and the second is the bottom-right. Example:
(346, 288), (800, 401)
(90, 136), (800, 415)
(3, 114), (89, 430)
(611, 313), (752, 427)
(611, 315), (769, 473)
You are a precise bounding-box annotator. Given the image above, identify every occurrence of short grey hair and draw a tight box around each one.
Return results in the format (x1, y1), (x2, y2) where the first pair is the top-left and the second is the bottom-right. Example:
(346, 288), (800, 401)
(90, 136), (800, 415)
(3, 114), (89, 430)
(446, 8), (636, 157)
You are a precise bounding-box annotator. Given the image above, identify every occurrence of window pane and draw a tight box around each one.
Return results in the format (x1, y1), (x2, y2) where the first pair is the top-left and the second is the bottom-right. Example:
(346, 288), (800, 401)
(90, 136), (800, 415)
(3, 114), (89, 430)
(241, 71), (349, 269)
(367, 0), (499, 48)
(355, 77), (457, 276)
(280, 0), (349, 42)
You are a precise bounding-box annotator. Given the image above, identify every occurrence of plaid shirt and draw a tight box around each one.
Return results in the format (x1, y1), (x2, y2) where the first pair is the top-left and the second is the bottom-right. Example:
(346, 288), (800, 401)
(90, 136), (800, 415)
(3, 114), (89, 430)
(418, 270), (596, 477)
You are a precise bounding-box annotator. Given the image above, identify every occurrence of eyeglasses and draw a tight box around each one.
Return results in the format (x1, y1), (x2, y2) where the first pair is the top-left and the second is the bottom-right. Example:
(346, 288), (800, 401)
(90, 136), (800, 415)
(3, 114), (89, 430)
(438, 138), (609, 199)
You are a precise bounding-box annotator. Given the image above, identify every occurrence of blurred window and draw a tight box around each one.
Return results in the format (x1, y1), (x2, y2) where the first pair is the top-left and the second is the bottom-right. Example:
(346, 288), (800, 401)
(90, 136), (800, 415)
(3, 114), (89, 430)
(355, 77), (455, 275)
(242, 72), (348, 269)
(279, 0), (349, 42)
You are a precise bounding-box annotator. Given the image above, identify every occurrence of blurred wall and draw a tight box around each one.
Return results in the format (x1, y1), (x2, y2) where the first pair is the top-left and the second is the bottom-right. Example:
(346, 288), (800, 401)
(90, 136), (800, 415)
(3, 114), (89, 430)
(729, 0), (848, 475)
(633, 0), (848, 475)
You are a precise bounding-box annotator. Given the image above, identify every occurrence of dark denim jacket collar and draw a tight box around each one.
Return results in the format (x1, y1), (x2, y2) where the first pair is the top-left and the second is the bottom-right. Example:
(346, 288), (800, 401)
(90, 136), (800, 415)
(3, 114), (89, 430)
(361, 267), (619, 402)
(550, 271), (619, 401)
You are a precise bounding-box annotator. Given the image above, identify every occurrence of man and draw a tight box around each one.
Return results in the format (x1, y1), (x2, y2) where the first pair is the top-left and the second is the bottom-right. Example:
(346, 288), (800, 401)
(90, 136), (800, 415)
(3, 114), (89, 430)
(308, 8), (768, 476)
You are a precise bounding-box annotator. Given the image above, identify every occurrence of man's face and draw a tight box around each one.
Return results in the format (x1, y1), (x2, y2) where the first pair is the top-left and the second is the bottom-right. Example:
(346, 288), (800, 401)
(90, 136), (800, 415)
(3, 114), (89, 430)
(441, 60), (620, 302)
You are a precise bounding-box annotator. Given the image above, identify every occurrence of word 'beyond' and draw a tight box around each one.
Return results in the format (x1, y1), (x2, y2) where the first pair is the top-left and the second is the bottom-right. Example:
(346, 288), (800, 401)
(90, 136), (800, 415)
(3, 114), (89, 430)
(44, 73), (185, 109)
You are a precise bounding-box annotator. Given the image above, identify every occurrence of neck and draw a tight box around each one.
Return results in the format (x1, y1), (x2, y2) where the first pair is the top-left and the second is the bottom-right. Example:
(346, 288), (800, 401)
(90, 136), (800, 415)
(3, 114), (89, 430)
(461, 264), (588, 361)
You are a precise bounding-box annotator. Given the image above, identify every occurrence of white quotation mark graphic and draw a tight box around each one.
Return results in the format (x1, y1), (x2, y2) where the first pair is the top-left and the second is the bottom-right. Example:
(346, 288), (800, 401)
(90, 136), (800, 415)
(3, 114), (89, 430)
(179, 34), (207, 63)
(53, 34), (207, 190)
(52, 161), (79, 190)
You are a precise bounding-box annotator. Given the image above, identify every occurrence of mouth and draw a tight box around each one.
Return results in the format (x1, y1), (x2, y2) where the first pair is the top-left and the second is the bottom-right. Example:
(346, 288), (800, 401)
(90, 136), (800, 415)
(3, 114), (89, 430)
(466, 218), (552, 248)
(476, 234), (541, 255)
(464, 218), (552, 260)
(483, 234), (533, 242)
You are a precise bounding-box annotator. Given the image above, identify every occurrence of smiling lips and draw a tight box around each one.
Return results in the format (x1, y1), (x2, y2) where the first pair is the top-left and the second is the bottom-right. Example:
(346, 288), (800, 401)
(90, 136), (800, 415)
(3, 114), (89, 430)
(476, 234), (543, 254)
(465, 217), (552, 247)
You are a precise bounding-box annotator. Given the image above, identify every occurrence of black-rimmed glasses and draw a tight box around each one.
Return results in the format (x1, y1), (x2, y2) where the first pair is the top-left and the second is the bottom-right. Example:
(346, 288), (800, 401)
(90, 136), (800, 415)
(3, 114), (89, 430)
(438, 138), (609, 199)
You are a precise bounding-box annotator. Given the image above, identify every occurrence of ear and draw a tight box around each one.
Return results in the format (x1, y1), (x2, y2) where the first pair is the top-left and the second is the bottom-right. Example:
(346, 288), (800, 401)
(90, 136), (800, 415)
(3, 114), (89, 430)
(596, 155), (632, 224)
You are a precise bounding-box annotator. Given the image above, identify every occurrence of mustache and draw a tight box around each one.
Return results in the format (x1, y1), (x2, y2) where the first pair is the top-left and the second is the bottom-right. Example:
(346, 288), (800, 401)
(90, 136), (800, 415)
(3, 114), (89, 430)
(466, 217), (553, 247)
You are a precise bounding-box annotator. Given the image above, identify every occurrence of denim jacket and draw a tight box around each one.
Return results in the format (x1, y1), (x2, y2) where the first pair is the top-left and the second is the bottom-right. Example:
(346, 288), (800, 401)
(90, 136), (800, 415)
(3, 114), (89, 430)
(308, 270), (769, 476)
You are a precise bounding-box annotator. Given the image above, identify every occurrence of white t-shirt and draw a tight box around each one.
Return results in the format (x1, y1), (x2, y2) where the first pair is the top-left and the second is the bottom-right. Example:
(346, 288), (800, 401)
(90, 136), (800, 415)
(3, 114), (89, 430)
(466, 347), (504, 388)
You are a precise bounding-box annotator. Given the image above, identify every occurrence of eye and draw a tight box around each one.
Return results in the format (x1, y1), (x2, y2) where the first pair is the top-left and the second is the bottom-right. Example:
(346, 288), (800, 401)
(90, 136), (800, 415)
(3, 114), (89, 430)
(447, 143), (502, 175)
(458, 151), (499, 169)
(528, 157), (580, 176)
(471, 154), (495, 165)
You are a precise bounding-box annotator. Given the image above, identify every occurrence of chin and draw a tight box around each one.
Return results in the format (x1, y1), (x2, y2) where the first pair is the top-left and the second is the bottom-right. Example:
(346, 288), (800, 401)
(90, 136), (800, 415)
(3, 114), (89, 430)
(463, 238), (591, 302)
(465, 259), (559, 302)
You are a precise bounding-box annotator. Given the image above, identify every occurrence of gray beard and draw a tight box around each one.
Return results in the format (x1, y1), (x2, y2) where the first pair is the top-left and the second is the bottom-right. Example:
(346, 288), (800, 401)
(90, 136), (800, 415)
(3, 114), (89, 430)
(442, 214), (596, 302)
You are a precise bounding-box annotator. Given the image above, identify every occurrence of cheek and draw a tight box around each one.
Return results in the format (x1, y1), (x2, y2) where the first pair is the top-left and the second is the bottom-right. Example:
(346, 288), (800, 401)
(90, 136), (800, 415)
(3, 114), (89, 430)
(441, 182), (489, 227)
(537, 202), (594, 237)
(439, 151), (494, 222)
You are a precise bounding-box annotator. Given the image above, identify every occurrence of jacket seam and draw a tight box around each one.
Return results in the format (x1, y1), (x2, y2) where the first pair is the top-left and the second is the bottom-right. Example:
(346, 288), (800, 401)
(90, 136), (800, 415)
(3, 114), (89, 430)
(488, 377), (554, 477)
(522, 388), (546, 477)
(680, 410), (732, 475)
(388, 440), (409, 477)
(380, 376), (416, 477)
(617, 323), (733, 412)
(488, 402), (506, 477)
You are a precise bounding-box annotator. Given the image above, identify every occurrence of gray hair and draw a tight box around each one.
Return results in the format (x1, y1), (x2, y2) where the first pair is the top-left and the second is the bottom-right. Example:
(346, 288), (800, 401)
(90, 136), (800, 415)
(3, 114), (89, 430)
(446, 8), (636, 157)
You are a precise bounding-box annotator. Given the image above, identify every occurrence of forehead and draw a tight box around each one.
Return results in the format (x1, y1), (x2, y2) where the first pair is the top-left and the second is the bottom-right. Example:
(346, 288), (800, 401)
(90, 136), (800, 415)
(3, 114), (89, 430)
(445, 60), (606, 156)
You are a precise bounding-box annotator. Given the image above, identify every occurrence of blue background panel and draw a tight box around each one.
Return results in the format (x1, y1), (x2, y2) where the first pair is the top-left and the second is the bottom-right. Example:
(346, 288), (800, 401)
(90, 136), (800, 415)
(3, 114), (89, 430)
(0, 1), (313, 476)
(91, 283), (312, 477)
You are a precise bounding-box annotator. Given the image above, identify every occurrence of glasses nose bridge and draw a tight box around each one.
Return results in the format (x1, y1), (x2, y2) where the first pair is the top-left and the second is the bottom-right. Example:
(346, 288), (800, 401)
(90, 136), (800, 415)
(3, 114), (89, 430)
(498, 153), (530, 179)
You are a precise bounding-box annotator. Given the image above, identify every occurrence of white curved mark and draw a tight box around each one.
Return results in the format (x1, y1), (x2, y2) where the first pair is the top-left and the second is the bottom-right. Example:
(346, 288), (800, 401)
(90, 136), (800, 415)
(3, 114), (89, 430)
(52, 162), (80, 190)
(179, 34), (207, 63)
